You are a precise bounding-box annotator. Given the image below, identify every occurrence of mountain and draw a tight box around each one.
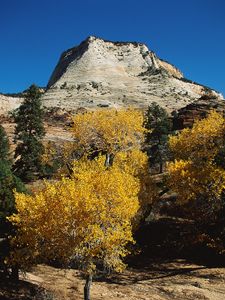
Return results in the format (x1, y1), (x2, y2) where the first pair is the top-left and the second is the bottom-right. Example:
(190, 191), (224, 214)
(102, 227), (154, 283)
(41, 36), (223, 112)
(0, 36), (223, 115)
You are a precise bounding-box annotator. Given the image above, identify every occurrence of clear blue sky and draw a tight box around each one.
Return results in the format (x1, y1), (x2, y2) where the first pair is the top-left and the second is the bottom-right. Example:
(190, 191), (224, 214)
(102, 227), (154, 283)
(0, 0), (224, 97)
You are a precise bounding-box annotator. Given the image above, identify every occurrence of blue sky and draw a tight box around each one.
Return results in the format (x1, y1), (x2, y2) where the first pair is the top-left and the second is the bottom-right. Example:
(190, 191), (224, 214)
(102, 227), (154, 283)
(0, 0), (224, 96)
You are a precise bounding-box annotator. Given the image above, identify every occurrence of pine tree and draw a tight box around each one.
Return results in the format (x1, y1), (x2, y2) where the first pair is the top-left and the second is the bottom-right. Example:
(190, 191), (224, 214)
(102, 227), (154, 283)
(0, 125), (10, 163)
(0, 126), (26, 277)
(144, 102), (172, 173)
(13, 84), (45, 182)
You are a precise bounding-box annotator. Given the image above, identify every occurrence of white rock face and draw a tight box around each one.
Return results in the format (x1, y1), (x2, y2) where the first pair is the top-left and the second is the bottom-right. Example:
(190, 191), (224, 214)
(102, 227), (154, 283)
(42, 36), (223, 112)
(0, 94), (22, 115)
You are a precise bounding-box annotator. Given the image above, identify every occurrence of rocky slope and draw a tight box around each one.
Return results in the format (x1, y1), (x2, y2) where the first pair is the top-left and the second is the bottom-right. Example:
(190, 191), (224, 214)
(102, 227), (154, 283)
(173, 94), (225, 130)
(42, 36), (223, 112)
(0, 93), (22, 116)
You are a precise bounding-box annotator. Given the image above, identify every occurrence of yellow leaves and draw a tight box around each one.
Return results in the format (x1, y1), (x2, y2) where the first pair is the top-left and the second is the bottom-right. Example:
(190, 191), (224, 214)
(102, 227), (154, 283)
(71, 108), (145, 155)
(169, 111), (225, 162)
(168, 159), (225, 204)
(114, 149), (148, 176)
(9, 107), (156, 274)
(167, 111), (225, 205)
(9, 154), (141, 272)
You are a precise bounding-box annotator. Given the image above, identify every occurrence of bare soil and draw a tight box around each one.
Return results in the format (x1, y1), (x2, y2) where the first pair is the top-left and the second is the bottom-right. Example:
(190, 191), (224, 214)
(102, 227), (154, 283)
(1, 259), (225, 300)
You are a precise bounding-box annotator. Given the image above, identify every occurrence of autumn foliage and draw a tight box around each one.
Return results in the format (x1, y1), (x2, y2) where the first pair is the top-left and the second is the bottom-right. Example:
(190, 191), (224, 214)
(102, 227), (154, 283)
(9, 154), (141, 272)
(168, 111), (225, 206)
(7, 106), (225, 300)
(9, 108), (154, 290)
(42, 108), (146, 176)
(70, 108), (145, 157)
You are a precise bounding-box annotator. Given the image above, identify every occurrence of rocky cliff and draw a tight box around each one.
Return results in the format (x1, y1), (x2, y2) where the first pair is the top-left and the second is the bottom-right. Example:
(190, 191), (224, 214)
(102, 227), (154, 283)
(42, 36), (223, 112)
(173, 94), (225, 130)
(0, 93), (22, 116)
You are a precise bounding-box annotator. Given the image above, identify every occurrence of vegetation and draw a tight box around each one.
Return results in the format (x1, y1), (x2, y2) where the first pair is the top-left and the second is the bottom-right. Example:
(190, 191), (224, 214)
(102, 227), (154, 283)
(43, 108), (146, 176)
(71, 108), (145, 165)
(144, 102), (172, 173)
(9, 108), (155, 300)
(1, 104), (225, 299)
(168, 111), (225, 207)
(0, 125), (11, 164)
(9, 155), (141, 299)
(13, 84), (45, 182)
(0, 125), (26, 278)
(167, 111), (225, 255)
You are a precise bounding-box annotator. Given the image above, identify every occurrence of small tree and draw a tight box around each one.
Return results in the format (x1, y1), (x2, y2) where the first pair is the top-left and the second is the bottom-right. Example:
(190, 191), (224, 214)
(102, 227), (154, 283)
(13, 84), (45, 182)
(167, 111), (225, 254)
(168, 111), (225, 210)
(9, 155), (140, 299)
(144, 102), (172, 173)
(71, 108), (145, 166)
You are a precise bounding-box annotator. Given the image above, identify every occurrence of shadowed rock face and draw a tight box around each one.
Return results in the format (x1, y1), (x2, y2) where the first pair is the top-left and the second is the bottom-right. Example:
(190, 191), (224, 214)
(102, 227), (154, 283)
(42, 36), (223, 112)
(172, 94), (225, 130)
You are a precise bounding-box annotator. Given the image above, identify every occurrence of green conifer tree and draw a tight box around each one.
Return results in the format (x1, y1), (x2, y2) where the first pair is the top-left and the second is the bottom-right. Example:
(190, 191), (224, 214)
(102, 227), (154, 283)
(13, 84), (45, 182)
(0, 126), (26, 277)
(144, 102), (172, 173)
(0, 125), (10, 163)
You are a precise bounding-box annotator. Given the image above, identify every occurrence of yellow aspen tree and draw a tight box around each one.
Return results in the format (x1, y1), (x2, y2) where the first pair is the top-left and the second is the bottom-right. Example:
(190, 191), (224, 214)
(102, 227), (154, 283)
(167, 111), (225, 209)
(42, 108), (146, 176)
(70, 108), (145, 166)
(114, 149), (157, 223)
(169, 110), (225, 162)
(9, 155), (141, 300)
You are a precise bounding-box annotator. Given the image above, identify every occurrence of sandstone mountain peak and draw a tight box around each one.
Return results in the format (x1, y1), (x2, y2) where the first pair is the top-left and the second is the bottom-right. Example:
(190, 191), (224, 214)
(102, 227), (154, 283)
(1, 37), (223, 116)
(42, 36), (223, 112)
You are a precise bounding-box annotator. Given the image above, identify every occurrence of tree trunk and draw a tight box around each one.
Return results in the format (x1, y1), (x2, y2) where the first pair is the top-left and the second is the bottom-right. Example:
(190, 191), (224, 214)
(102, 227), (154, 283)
(159, 162), (163, 173)
(11, 266), (19, 280)
(104, 153), (114, 167)
(3, 264), (9, 277)
(84, 274), (92, 300)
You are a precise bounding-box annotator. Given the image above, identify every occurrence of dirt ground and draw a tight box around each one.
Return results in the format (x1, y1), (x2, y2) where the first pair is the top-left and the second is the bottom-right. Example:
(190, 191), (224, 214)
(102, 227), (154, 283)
(1, 259), (224, 300)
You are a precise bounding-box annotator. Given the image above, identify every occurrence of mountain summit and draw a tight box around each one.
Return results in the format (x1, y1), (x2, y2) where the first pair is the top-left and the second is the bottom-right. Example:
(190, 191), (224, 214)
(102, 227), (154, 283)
(42, 36), (223, 111)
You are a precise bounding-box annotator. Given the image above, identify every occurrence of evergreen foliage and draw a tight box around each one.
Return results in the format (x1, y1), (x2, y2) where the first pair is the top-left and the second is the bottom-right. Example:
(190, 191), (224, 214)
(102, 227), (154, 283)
(144, 102), (172, 173)
(0, 129), (26, 274)
(0, 161), (26, 233)
(0, 125), (10, 164)
(13, 84), (45, 182)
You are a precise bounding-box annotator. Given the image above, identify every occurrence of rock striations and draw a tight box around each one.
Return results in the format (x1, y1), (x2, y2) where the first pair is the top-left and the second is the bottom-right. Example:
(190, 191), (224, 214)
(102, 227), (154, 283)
(0, 94), (22, 116)
(42, 36), (223, 112)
